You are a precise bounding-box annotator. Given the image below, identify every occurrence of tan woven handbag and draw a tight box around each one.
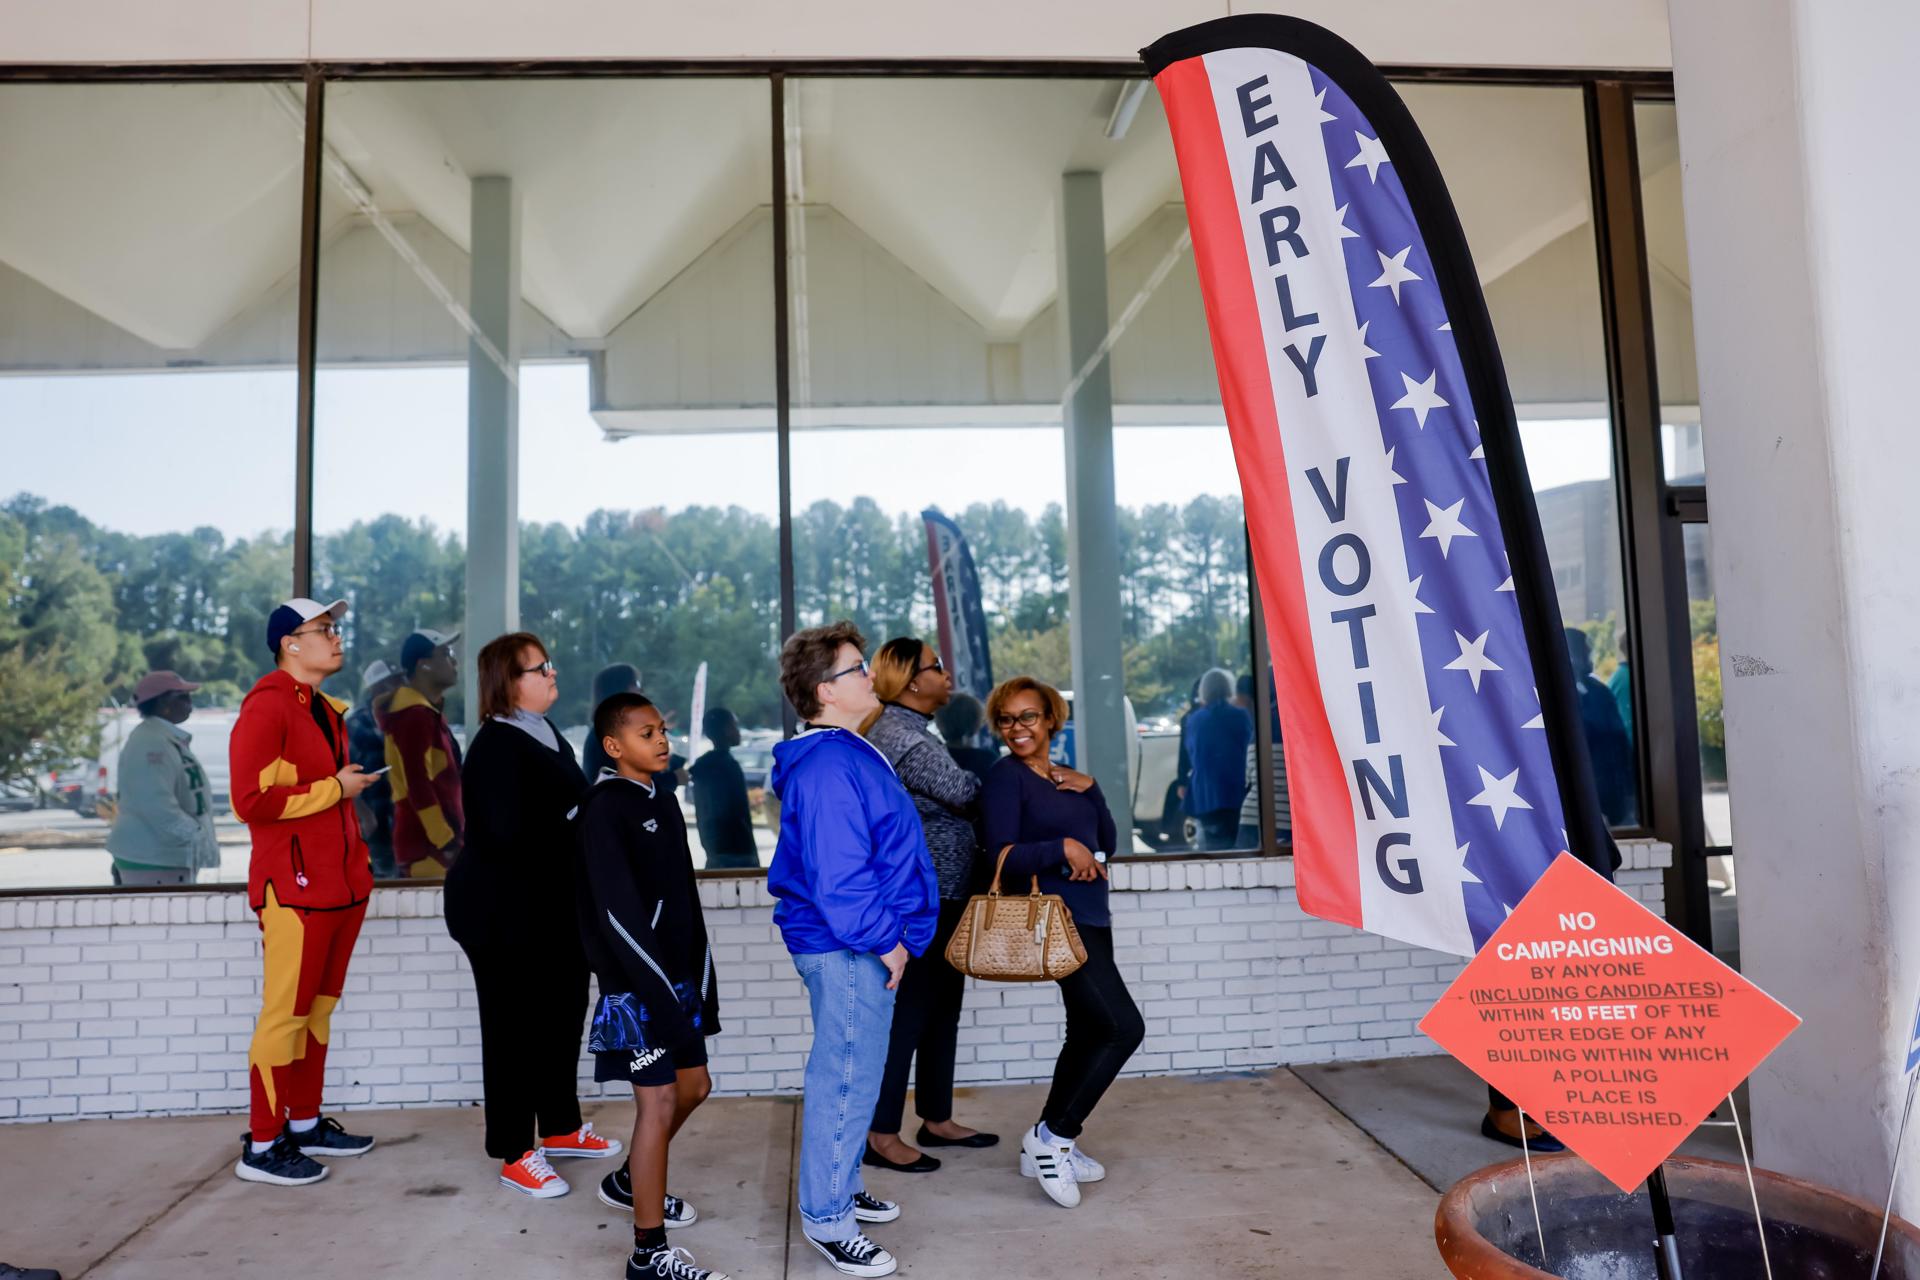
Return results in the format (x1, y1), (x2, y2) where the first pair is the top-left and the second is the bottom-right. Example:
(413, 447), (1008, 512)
(945, 847), (1087, 982)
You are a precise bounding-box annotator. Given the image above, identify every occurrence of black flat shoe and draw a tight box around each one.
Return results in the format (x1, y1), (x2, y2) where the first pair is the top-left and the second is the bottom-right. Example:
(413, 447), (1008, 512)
(1480, 1112), (1566, 1153)
(862, 1142), (941, 1173)
(915, 1125), (1000, 1149)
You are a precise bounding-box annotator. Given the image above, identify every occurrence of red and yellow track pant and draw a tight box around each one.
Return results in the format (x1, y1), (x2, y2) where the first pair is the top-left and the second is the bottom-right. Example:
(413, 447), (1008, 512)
(248, 885), (368, 1143)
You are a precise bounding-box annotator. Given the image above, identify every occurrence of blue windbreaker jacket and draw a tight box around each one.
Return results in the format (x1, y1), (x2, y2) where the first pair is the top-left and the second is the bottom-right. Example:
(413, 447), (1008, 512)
(767, 727), (939, 957)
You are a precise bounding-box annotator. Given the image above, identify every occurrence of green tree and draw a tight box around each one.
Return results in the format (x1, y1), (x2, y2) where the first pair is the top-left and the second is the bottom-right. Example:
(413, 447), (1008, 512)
(0, 505), (116, 784)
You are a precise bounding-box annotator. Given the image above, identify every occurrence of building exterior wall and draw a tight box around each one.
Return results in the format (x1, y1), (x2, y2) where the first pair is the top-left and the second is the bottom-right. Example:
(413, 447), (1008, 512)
(0, 844), (1669, 1123)
(0, 1), (1673, 70)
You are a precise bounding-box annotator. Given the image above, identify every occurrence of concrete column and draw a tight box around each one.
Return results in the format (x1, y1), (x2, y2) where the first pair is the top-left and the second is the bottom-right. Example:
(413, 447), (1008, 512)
(1056, 171), (1131, 828)
(1670, 0), (1920, 1207)
(464, 175), (521, 735)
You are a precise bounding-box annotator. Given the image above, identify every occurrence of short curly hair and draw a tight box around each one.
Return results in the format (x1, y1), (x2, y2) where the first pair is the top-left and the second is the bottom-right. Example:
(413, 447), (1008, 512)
(985, 675), (1069, 739)
(780, 620), (867, 721)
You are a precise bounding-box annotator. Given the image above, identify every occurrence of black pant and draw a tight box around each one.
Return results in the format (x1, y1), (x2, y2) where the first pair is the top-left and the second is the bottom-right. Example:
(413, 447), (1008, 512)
(1041, 926), (1144, 1140)
(872, 898), (969, 1134)
(460, 934), (590, 1160)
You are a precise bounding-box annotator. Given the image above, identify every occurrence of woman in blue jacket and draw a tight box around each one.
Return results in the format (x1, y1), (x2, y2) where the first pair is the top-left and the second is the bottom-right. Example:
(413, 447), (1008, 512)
(767, 621), (937, 1279)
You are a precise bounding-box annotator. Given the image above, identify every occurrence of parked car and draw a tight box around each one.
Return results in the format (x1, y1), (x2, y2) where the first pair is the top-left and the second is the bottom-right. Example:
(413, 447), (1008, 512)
(0, 779), (38, 813)
(39, 760), (106, 816)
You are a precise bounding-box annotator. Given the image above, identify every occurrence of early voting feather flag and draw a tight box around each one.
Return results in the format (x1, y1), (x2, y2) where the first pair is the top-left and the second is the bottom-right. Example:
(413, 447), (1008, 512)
(922, 508), (995, 709)
(1143, 16), (1615, 957)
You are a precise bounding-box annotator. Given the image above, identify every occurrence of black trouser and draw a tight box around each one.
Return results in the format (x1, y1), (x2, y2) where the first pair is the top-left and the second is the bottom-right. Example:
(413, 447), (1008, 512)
(1196, 809), (1239, 851)
(871, 898), (969, 1134)
(460, 934), (590, 1160)
(1041, 926), (1144, 1140)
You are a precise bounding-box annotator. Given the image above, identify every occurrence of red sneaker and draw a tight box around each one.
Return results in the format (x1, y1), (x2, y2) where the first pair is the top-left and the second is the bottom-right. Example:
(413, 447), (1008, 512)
(500, 1149), (569, 1198)
(541, 1121), (623, 1160)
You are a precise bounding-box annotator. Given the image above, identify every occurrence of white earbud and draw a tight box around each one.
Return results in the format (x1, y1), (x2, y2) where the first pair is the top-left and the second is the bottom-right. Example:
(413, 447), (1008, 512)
(288, 643), (302, 654)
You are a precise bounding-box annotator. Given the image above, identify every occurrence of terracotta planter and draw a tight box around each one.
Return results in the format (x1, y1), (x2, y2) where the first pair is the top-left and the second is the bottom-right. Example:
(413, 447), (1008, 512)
(1436, 1153), (1920, 1279)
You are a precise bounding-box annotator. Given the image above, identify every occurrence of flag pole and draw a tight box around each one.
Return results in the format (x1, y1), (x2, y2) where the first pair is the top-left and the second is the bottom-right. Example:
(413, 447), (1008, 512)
(1648, 1164), (1684, 1280)
(1870, 1067), (1920, 1280)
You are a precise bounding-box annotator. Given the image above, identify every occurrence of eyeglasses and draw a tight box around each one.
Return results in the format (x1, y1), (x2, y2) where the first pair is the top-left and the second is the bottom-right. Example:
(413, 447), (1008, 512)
(291, 623), (341, 640)
(994, 709), (1045, 730)
(912, 657), (946, 678)
(826, 659), (870, 683)
(516, 660), (556, 677)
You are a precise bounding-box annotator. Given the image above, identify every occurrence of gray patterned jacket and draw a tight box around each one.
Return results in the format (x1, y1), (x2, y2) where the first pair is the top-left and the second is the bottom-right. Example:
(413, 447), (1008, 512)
(864, 703), (981, 900)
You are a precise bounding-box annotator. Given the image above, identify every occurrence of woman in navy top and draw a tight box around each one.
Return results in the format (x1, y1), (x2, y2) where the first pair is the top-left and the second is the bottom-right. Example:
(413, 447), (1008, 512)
(980, 676), (1144, 1211)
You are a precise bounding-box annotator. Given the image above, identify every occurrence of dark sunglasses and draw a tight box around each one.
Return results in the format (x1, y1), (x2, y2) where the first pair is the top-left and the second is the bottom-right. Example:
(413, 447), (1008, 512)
(516, 659), (556, 677)
(912, 656), (946, 678)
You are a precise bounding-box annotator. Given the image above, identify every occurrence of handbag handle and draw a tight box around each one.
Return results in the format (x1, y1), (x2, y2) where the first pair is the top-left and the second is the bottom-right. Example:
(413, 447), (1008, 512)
(988, 845), (1045, 899)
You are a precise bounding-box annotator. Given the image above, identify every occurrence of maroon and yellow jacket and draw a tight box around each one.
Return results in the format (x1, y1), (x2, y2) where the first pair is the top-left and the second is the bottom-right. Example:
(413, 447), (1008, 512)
(382, 686), (464, 869)
(230, 669), (373, 912)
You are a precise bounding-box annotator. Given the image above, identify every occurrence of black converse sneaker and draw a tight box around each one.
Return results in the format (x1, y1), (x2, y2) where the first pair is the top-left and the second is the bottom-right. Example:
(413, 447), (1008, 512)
(234, 1130), (328, 1186)
(598, 1165), (697, 1228)
(851, 1191), (899, 1223)
(293, 1115), (375, 1157)
(628, 1243), (730, 1280)
(804, 1233), (896, 1278)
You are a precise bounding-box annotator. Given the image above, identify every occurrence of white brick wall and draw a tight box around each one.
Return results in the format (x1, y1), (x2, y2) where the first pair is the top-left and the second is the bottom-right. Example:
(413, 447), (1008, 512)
(0, 843), (1670, 1122)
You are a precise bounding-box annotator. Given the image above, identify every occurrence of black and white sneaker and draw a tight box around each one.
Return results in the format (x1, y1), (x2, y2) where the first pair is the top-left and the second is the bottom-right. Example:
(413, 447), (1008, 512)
(598, 1164), (697, 1228)
(1019, 1126), (1080, 1208)
(804, 1233), (896, 1278)
(628, 1243), (730, 1280)
(293, 1116), (375, 1157)
(851, 1190), (899, 1223)
(234, 1131), (328, 1186)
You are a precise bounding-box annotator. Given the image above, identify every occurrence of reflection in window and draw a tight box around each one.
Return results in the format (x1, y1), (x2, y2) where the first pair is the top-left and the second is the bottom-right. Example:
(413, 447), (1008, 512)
(312, 79), (782, 873)
(1634, 101), (1702, 485)
(1404, 84), (1638, 826)
(0, 82), (303, 890)
(782, 77), (1257, 855)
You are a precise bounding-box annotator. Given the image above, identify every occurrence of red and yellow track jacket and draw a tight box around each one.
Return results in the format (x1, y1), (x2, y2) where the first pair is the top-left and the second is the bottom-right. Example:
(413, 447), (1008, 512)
(383, 686), (463, 869)
(230, 669), (372, 912)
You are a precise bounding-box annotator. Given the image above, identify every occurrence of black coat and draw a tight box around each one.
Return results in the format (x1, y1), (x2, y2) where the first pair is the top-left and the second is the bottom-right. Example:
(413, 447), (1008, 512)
(574, 774), (720, 1051)
(445, 717), (588, 948)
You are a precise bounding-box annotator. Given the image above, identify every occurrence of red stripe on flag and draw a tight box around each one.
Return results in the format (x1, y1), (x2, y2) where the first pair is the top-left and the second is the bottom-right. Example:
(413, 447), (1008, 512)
(1156, 56), (1360, 928)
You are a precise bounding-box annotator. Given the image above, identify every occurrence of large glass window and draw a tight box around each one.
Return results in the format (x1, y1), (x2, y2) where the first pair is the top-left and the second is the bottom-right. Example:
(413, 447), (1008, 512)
(0, 82), (303, 891)
(1634, 101), (1703, 485)
(783, 77), (1257, 856)
(1405, 84), (1640, 829)
(312, 79), (781, 874)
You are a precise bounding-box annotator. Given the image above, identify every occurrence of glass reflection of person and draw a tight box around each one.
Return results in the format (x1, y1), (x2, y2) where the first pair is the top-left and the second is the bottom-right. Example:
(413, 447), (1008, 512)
(349, 660), (403, 879)
(688, 707), (760, 870)
(1183, 668), (1253, 852)
(585, 663), (685, 794)
(385, 629), (464, 878)
(934, 693), (998, 784)
(1566, 628), (1637, 826)
(108, 671), (221, 887)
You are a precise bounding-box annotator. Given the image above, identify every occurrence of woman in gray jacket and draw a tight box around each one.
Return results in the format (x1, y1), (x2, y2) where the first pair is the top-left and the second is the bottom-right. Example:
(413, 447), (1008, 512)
(859, 636), (1000, 1172)
(108, 671), (220, 885)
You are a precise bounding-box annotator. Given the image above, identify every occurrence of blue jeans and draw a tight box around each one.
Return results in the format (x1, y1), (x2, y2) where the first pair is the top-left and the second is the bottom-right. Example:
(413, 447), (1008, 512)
(792, 949), (897, 1242)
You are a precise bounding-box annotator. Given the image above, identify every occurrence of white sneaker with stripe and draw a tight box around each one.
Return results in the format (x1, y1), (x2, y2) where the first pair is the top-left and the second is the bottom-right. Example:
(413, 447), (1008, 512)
(1019, 1125), (1080, 1208)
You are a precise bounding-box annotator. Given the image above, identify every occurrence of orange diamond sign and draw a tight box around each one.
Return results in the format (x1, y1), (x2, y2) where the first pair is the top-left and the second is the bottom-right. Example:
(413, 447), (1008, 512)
(1419, 853), (1799, 1192)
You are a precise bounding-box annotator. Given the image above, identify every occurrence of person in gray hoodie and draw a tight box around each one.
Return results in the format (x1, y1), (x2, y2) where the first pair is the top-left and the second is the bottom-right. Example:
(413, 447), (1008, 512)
(108, 671), (220, 885)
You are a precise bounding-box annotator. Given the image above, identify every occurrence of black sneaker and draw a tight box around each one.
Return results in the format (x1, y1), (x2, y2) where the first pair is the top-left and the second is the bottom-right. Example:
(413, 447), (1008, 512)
(599, 1165), (697, 1228)
(851, 1190), (899, 1224)
(234, 1131), (327, 1186)
(0, 1265), (63, 1280)
(628, 1243), (730, 1280)
(294, 1115), (375, 1157)
(804, 1234), (896, 1278)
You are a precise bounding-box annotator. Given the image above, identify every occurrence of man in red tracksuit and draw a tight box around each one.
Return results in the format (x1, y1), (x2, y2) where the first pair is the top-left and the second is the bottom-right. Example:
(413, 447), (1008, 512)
(228, 597), (380, 1186)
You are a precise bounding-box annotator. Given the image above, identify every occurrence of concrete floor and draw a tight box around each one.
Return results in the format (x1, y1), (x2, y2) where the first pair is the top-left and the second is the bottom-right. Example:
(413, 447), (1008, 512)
(0, 1069), (1445, 1280)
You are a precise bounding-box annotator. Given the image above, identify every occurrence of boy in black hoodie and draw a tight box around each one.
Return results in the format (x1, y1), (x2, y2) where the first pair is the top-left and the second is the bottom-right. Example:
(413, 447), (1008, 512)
(576, 692), (726, 1280)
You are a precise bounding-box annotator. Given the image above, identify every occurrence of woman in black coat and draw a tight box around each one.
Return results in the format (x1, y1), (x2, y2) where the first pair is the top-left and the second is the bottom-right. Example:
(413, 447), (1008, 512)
(446, 632), (622, 1196)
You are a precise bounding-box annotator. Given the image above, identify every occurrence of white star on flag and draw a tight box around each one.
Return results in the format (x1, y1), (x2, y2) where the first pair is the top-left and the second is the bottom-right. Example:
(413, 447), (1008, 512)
(1384, 445), (1407, 486)
(1409, 574), (1434, 614)
(1391, 370), (1448, 428)
(1469, 419), (1484, 460)
(1419, 497), (1478, 558)
(1332, 202), (1361, 242)
(1456, 844), (1481, 885)
(1357, 320), (1381, 361)
(1430, 705), (1456, 749)
(1438, 321), (1452, 332)
(1313, 87), (1337, 125)
(1369, 246), (1421, 304)
(1467, 766), (1534, 830)
(1347, 131), (1391, 182)
(1496, 574), (1514, 593)
(1444, 630), (1501, 692)
(1522, 710), (1545, 730)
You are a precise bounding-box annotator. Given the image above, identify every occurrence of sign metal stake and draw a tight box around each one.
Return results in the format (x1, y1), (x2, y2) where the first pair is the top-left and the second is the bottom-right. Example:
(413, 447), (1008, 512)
(1725, 1090), (1774, 1280)
(1648, 1164), (1684, 1280)
(1516, 1104), (1548, 1272)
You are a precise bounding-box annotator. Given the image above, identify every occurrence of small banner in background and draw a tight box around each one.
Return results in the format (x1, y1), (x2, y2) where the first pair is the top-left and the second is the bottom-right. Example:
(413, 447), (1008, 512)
(1142, 17), (1615, 956)
(922, 507), (996, 713)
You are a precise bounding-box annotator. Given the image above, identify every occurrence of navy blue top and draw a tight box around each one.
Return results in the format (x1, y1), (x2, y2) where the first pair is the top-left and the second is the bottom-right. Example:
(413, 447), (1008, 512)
(1184, 702), (1252, 816)
(979, 756), (1116, 929)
